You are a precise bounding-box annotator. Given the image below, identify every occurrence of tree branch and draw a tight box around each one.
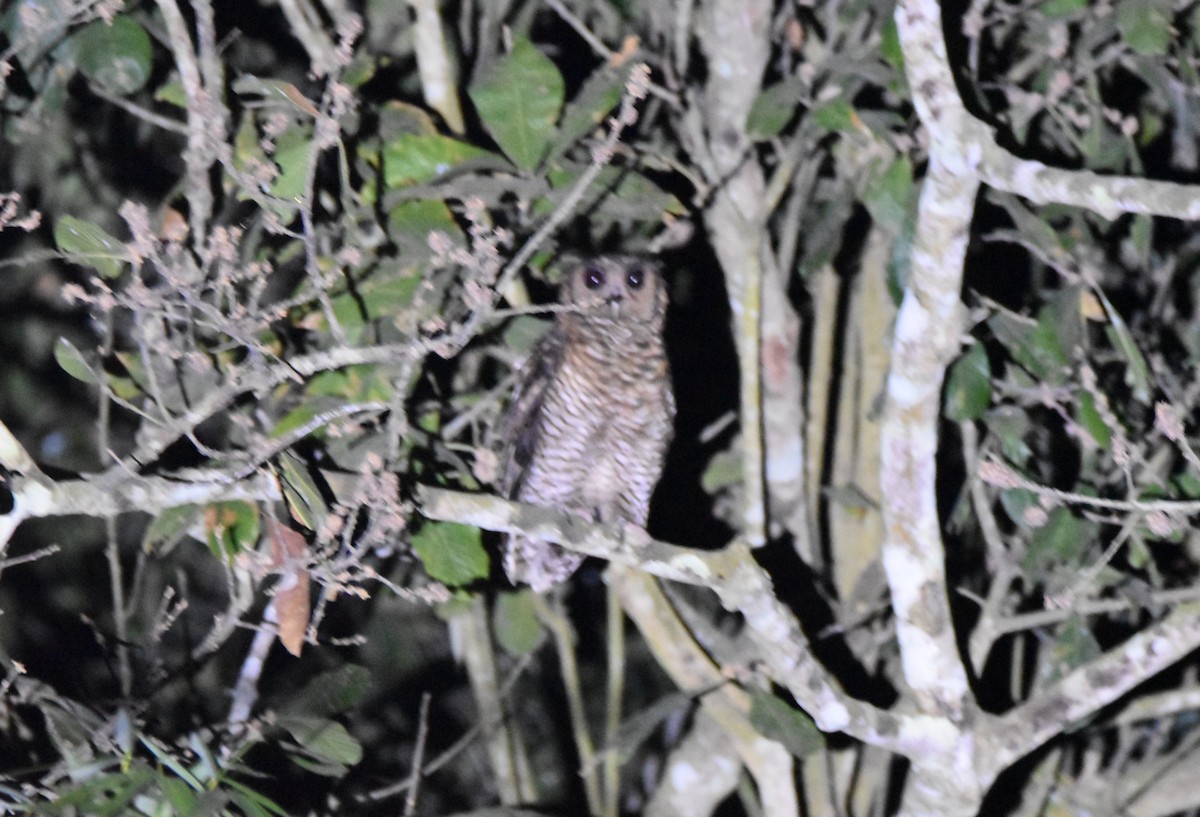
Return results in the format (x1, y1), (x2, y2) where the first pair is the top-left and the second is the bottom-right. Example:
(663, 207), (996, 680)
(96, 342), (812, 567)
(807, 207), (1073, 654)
(417, 485), (924, 756)
(885, 0), (976, 723)
(994, 602), (1200, 769)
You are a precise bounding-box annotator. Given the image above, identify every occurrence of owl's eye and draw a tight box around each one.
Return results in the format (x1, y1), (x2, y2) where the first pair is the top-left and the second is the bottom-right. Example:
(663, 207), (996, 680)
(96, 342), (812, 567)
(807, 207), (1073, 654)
(626, 267), (645, 290)
(584, 265), (606, 289)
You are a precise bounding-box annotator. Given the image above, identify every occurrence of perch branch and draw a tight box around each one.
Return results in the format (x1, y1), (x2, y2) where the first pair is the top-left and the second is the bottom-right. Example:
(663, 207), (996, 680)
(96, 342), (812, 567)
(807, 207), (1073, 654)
(417, 485), (928, 756)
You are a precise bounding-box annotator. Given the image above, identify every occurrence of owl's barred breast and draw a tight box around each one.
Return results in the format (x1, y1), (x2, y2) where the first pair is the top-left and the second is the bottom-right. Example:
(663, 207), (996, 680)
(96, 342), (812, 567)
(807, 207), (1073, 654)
(528, 329), (674, 525)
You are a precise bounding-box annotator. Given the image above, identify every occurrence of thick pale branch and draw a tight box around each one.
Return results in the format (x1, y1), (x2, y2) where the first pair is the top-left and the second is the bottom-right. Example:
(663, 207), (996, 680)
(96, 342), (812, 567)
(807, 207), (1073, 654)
(979, 124), (1200, 220)
(696, 0), (770, 548)
(884, 0), (976, 721)
(886, 1), (1200, 813)
(7, 471), (282, 526)
(993, 602), (1200, 770)
(901, 0), (1200, 221)
(408, 0), (465, 133)
(610, 569), (799, 817)
(418, 486), (922, 755)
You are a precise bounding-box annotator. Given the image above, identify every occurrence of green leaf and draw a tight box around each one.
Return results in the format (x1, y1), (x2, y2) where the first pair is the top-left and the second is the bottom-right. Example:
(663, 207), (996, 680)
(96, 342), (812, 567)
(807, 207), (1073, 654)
(1075, 388), (1112, 448)
(228, 790), (274, 817)
(1128, 213), (1153, 268)
(469, 38), (565, 171)
(383, 133), (496, 187)
(943, 342), (992, 422)
(746, 79), (806, 140)
(71, 17), (153, 95)
(42, 768), (155, 814)
(1092, 287), (1152, 404)
(748, 691), (823, 758)
(503, 316), (552, 356)
(995, 489), (1036, 536)
(811, 98), (863, 133)
(139, 735), (203, 789)
(309, 365), (394, 401)
(288, 754), (349, 777)
(1024, 507), (1097, 574)
(277, 451), (327, 531)
(701, 447), (742, 494)
(283, 665), (373, 717)
(1043, 615), (1101, 683)
(107, 373), (142, 400)
(379, 100), (440, 140)
(154, 77), (188, 107)
(142, 504), (202, 553)
(329, 269), (423, 334)
(983, 406), (1033, 465)
(271, 399), (327, 441)
(158, 775), (199, 814)
(1174, 472), (1200, 501)
(343, 54), (377, 88)
(880, 18), (904, 69)
(539, 163), (685, 222)
(1127, 536), (1151, 568)
(990, 193), (1067, 259)
(223, 779), (289, 817)
(1117, 0), (1172, 56)
(55, 215), (126, 279)
(270, 128), (311, 203)
(609, 169), (687, 216)
(493, 590), (545, 655)
(366, 270), (424, 321)
(410, 521), (489, 585)
(863, 155), (914, 233)
(277, 715), (364, 766)
(987, 307), (1069, 383)
(1041, 0), (1087, 16)
(204, 500), (261, 559)
(388, 199), (464, 256)
(54, 337), (97, 384)
(550, 61), (631, 158)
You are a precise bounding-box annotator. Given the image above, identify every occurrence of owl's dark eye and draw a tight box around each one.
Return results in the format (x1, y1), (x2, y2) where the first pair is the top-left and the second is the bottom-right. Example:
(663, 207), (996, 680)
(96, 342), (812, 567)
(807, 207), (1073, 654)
(584, 265), (606, 289)
(626, 267), (645, 290)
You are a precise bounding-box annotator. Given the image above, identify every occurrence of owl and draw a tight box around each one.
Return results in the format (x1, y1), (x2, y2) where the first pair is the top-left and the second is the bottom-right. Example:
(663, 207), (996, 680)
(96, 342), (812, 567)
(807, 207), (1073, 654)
(498, 255), (676, 592)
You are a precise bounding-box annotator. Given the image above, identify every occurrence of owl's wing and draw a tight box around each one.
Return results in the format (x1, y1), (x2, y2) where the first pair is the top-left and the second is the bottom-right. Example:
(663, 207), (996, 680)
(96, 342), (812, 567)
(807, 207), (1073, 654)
(497, 325), (565, 498)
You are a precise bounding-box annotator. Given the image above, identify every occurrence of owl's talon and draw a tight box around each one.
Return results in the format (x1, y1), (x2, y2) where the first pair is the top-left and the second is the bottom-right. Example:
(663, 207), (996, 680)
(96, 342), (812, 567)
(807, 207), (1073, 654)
(620, 521), (651, 552)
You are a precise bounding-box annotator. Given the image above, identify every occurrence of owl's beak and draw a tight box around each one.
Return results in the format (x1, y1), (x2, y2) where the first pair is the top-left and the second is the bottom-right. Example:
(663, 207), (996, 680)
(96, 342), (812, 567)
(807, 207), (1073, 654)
(605, 291), (624, 315)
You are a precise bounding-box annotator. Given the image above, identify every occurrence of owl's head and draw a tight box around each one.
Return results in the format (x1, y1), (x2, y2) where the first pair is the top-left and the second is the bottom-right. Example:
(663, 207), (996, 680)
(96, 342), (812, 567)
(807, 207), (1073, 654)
(561, 255), (667, 327)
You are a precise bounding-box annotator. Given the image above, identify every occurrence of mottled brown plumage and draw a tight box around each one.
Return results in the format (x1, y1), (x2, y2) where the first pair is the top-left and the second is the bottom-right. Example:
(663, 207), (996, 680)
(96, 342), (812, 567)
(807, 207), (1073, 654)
(499, 255), (675, 591)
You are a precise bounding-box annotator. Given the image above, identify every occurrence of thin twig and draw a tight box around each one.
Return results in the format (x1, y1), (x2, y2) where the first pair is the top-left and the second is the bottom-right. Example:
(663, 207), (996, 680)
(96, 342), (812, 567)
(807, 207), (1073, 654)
(277, 0), (337, 75)
(544, 0), (679, 107)
(155, 0), (216, 241)
(105, 515), (132, 697)
(227, 601), (279, 728)
(535, 592), (602, 815)
(360, 653), (534, 802)
(403, 692), (433, 817)
(603, 583), (625, 817)
(89, 84), (188, 134)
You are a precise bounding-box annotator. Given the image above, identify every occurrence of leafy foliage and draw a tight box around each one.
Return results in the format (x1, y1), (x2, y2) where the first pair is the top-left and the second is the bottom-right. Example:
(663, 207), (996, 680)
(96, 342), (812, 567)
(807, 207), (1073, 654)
(4, 0), (1200, 815)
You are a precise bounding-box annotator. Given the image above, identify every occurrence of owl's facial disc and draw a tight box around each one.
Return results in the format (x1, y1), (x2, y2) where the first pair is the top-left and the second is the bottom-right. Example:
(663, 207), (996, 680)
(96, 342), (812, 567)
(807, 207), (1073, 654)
(567, 256), (663, 325)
